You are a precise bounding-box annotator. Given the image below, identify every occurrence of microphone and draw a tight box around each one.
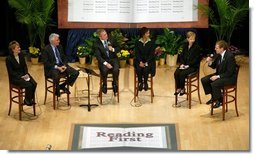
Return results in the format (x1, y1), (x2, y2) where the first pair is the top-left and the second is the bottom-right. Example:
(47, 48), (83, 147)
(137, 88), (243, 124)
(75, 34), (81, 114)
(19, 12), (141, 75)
(107, 41), (112, 46)
(208, 54), (214, 58)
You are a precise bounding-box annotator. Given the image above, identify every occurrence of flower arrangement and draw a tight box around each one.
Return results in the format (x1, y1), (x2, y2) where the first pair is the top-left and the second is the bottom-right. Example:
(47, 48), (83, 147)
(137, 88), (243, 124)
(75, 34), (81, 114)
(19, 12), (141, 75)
(154, 46), (166, 60)
(129, 49), (135, 58)
(117, 49), (130, 60)
(29, 46), (40, 58)
(228, 45), (240, 54)
(76, 45), (90, 58)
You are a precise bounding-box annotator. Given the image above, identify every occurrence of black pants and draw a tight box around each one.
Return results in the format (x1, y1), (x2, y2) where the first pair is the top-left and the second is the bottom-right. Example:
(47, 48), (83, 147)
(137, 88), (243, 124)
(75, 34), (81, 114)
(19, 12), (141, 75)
(11, 75), (37, 102)
(99, 58), (119, 85)
(174, 67), (196, 89)
(47, 65), (79, 91)
(201, 74), (236, 101)
(135, 65), (151, 84)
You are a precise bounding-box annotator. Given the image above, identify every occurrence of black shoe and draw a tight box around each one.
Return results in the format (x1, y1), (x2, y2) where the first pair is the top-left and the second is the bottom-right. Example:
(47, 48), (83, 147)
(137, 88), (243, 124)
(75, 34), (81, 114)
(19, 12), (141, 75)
(174, 89), (181, 95)
(24, 99), (33, 106)
(138, 83), (143, 91)
(60, 87), (71, 94)
(102, 84), (107, 94)
(55, 89), (61, 97)
(206, 99), (213, 105)
(112, 84), (118, 96)
(179, 89), (185, 96)
(144, 82), (148, 91)
(212, 101), (222, 108)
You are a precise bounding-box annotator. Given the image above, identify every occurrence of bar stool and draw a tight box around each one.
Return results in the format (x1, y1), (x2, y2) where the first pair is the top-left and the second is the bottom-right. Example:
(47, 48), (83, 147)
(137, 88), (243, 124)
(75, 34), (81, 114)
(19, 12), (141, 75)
(44, 74), (70, 109)
(134, 69), (154, 103)
(211, 65), (240, 120)
(8, 83), (36, 120)
(98, 72), (120, 104)
(175, 69), (202, 109)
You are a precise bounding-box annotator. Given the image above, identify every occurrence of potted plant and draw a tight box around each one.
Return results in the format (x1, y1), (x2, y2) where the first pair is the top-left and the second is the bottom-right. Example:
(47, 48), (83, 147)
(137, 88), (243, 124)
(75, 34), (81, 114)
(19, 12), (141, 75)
(155, 46), (166, 66)
(8, 0), (55, 49)
(76, 45), (90, 65)
(117, 49), (130, 67)
(126, 36), (139, 65)
(198, 0), (248, 44)
(29, 46), (40, 64)
(155, 28), (184, 66)
(109, 29), (128, 49)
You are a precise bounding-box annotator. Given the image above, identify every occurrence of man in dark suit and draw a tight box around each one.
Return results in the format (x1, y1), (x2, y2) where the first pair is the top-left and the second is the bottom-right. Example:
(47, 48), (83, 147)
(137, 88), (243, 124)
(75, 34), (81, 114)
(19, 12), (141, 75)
(42, 33), (79, 97)
(94, 29), (120, 94)
(201, 40), (237, 108)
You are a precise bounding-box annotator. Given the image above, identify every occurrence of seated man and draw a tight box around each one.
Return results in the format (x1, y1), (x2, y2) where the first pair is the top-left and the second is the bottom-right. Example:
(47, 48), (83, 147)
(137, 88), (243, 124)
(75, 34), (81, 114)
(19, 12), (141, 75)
(201, 40), (237, 108)
(42, 33), (79, 97)
(94, 29), (120, 94)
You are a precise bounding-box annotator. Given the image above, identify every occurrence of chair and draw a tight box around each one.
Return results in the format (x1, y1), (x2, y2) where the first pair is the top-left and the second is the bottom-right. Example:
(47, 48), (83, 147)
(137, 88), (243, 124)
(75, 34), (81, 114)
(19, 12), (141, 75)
(98, 72), (120, 104)
(8, 83), (36, 120)
(134, 69), (154, 103)
(44, 74), (70, 110)
(211, 65), (240, 120)
(175, 68), (202, 109)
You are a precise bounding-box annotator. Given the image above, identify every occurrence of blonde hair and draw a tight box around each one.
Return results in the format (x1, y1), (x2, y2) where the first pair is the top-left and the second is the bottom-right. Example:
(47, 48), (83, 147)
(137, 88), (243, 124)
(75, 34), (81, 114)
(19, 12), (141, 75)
(186, 31), (196, 39)
(8, 41), (19, 54)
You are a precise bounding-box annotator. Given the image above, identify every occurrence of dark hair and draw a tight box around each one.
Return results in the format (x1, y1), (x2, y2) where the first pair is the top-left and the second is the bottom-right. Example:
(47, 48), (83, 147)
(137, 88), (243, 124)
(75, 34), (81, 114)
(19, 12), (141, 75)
(8, 40), (19, 54)
(140, 27), (149, 38)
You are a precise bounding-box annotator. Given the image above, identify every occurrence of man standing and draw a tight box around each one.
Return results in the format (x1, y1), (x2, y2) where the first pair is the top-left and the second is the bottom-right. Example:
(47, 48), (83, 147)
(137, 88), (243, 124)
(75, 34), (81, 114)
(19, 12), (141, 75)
(42, 33), (79, 97)
(201, 40), (237, 108)
(94, 29), (120, 95)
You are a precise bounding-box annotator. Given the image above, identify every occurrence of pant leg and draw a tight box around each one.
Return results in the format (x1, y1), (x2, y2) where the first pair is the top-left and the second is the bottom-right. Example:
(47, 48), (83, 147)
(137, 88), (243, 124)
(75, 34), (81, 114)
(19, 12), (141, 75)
(135, 65), (143, 83)
(64, 65), (79, 87)
(178, 68), (196, 89)
(174, 68), (182, 89)
(201, 74), (214, 95)
(48, 69), (61, 92)
(99, 65), (110, 84)
(143, 66), (150, 84)
(110, 58), (120, 85)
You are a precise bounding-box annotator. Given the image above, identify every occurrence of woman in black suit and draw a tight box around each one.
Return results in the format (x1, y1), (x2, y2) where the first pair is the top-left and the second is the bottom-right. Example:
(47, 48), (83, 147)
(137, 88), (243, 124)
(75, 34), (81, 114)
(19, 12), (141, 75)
(134, 27), (156, 91)
(174, 31), (201, 96)
(6, 41), (37, 106)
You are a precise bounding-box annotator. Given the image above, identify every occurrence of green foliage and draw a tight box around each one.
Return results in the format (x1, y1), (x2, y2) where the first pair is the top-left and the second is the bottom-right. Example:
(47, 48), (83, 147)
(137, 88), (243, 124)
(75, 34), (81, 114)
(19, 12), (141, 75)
(155, 28), (184, 56)
(109, 29), (128, 49)
(197, 0), (248, 43)
(77, 32), (97, 58)
(8, 0), (55, 49)
(126, 36), (139, 58)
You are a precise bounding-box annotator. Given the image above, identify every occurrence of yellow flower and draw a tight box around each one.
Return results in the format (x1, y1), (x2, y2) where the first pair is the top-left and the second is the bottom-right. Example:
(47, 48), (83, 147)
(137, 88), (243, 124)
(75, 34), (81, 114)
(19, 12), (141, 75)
(29, 46), (40, 58)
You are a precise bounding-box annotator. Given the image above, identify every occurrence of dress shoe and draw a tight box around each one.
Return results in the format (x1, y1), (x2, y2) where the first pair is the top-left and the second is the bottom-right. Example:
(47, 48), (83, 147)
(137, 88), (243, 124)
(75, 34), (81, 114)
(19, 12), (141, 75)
(138, 83), (143, 91)
(206, 99), (213, 105)
(55, 89), (61, 97)
(61, 87), (71, 94)
(144, 82), (148, 91)
(179, 89), (185, 96)
(174, 88), (181, 95)
(212, 101), (222, 108)
(24, 99), (33, 106)
(102, 84), (107, 94)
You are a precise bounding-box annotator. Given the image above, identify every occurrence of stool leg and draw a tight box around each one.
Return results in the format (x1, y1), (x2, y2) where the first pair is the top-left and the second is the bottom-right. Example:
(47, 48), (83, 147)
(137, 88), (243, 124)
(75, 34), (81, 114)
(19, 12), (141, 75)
(8, 88), (12, 116)
(175, 81), (178, 106)
(235, 88), (239, 117)
(44, 79), (48, 105)
(33, 104), (36, 116)
(18, 89), (22, 121)
(99, 78), (102, 104)
(67, 84), (70, 106)
(197, 77), (202, 104)
(188, 78), (191, 109)
(151, 77), (154, 103)
(53, 83), (56, 110)
(134, 73), (137, 103)
(222, 94), (226, 121)
(117, 80), (119, 103)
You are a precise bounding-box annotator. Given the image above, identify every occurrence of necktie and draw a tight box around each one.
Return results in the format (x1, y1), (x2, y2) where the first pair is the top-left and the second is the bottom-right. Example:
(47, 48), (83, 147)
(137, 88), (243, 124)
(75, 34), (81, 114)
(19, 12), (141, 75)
(104, 40), (109, 57)
(55, 47), (63, 64)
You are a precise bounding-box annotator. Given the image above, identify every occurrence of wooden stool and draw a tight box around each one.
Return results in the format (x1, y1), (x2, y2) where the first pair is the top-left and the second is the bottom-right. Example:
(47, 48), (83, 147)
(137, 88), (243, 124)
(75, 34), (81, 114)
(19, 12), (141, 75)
(44, 74), (70, 110)
(175, 69), (202, 109)
(8, 83), (36, 120)
(98, 72), (120, 104)
(134, 69), (154, 103)
(211, 65), (240, 120)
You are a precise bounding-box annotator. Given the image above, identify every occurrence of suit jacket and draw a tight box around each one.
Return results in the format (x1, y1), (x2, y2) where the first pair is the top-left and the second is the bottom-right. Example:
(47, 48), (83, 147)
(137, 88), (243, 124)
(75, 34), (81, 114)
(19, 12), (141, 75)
(134, 38), (156, 76)
(94, 38), (120, 67)
(209, 50), (237, 80)
(42, 44), (68, 76)
(179, 42), (201, 69)
(6, 53), (28, 83)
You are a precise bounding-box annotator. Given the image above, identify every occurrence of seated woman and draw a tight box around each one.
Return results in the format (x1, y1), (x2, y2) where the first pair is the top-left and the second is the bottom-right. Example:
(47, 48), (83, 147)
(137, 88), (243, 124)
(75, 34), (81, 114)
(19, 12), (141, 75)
(134, 27), (156, 91)
(6, 41), (37, 106)
(174, 31), (201, 96)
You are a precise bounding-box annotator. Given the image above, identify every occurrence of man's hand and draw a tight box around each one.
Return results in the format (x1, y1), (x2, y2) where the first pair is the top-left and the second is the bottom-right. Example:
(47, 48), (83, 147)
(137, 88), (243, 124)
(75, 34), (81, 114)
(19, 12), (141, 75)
(139, 62), (145, 68)
(108, 45), (113, 52)
(57, 66), (66, 72)
(106, 63), (113, 69)
(210, 75), (219, 81)
(206, 57), (213, 63)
